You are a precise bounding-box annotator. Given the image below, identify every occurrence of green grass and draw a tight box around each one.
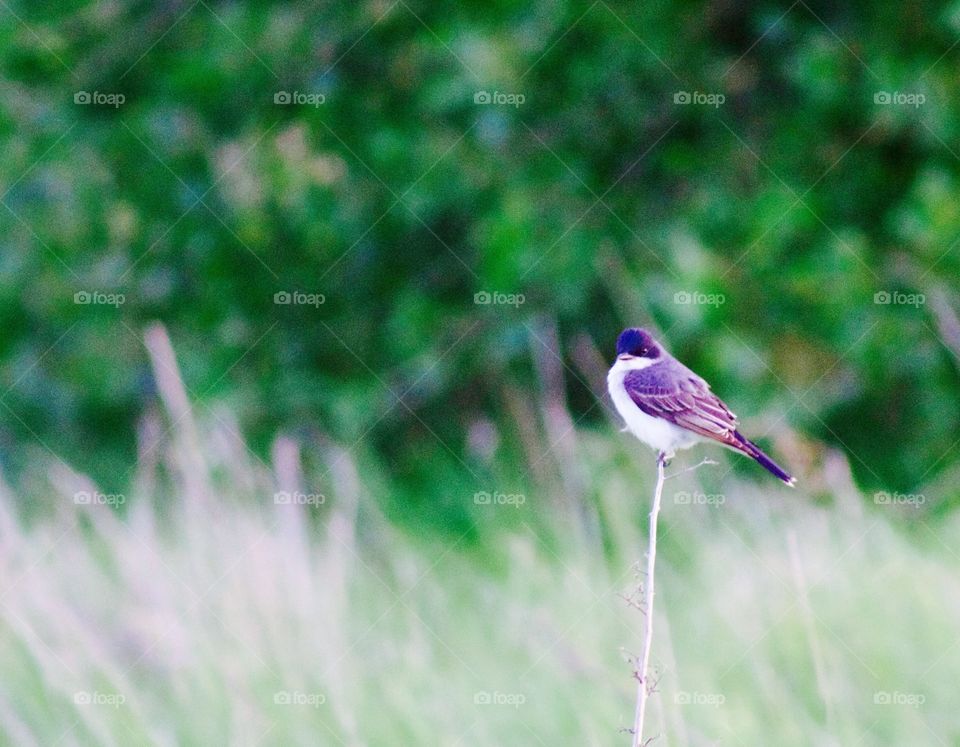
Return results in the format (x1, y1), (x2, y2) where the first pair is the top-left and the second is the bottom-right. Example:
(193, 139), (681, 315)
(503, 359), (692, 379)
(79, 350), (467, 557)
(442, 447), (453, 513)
(1, 417), (956, 747)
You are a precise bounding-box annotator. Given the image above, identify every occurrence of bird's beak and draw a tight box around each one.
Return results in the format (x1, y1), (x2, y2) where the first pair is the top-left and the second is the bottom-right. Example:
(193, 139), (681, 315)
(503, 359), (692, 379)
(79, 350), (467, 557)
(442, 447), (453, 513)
(617, 354), (635, 361)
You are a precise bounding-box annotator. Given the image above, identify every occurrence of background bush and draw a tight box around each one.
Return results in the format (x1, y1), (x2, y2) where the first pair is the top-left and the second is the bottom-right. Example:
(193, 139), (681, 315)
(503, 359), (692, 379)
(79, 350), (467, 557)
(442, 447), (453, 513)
(2, 1), (959, 518)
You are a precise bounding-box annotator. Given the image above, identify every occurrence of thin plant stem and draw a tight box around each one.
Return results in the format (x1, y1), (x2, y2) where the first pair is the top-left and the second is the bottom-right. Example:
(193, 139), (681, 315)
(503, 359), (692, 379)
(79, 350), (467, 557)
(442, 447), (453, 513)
(632, 451), (666, 747)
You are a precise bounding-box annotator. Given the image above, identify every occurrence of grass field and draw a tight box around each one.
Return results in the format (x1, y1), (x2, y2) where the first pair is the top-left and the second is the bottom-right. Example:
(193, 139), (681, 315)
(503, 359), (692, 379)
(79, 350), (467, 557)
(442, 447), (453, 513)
(1, 393), (956, 746)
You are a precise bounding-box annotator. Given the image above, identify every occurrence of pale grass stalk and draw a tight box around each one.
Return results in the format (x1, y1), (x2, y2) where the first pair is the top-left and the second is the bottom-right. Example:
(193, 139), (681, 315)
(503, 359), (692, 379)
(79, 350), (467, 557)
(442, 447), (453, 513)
(931, 288), (960, 366)
(631, 454), (717, 746)
(787, 530), (835, 734)
(143, 323), (209, 506)
(632, 451), (666, 747)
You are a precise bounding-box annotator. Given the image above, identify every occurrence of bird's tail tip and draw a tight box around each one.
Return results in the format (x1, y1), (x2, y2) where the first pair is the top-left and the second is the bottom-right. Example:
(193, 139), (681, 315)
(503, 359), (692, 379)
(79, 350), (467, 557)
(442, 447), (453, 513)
(736, 433), (796, 487)
(753, 448), (797, 487)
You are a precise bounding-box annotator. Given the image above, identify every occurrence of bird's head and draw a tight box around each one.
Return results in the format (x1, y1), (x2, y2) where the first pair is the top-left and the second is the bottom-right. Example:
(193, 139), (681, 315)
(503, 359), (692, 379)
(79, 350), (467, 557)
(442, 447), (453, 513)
(615, 328), (662, 361)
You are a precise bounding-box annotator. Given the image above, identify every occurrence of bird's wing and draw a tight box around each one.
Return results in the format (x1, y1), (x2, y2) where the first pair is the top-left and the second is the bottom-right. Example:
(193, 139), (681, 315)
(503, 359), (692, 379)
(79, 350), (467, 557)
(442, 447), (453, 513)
(623, 362), (743, 448)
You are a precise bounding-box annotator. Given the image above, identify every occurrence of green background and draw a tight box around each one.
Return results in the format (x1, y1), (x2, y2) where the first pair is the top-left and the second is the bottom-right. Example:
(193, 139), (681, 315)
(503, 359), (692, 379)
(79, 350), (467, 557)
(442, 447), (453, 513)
(3, 1), (957, 513)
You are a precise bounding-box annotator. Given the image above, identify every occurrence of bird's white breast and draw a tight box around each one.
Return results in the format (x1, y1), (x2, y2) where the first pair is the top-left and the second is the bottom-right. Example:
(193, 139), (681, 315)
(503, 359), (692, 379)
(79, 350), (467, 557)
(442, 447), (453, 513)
(606, 358), (702, 455)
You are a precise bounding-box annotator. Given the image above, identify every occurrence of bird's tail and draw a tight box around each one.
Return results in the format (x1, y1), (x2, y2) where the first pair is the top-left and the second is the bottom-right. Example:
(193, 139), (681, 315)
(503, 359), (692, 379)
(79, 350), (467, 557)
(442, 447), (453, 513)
(733, 431), (796, 487)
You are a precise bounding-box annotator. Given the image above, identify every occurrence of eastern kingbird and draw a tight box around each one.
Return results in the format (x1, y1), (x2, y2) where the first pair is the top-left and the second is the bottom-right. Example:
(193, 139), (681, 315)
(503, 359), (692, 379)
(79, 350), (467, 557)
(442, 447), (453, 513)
(607, 327), (796, 486)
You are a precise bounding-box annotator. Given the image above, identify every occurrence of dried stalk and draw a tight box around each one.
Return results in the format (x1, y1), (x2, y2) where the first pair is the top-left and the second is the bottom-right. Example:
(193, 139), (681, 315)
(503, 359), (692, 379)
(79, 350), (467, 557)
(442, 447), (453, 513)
(631, 451), (666, 747)
(630, 454), (716, 746)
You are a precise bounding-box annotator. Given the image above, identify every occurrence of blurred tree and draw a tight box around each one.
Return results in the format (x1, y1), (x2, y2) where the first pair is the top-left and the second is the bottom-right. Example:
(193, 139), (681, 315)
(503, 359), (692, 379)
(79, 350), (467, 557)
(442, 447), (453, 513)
(0, 0), (957, 509)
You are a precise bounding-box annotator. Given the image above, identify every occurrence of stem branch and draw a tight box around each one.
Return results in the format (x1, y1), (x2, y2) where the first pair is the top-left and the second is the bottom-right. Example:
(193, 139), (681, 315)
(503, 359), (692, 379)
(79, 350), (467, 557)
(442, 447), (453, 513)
(665, 457), (718, 481)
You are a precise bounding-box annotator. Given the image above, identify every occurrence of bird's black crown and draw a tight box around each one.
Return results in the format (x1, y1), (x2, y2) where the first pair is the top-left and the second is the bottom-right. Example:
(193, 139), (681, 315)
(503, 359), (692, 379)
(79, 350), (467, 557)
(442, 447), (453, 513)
(616, 328), (661, 358)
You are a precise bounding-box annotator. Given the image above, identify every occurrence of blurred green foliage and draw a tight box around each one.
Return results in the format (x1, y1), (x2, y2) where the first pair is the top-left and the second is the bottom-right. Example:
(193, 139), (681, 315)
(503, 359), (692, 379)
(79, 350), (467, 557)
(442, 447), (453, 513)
(1, 1), (959, 510)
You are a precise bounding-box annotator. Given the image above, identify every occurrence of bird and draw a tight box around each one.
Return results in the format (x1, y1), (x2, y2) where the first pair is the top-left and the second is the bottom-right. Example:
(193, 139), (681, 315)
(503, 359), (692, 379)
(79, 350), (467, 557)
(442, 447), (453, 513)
(607, 327), (796, 486)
